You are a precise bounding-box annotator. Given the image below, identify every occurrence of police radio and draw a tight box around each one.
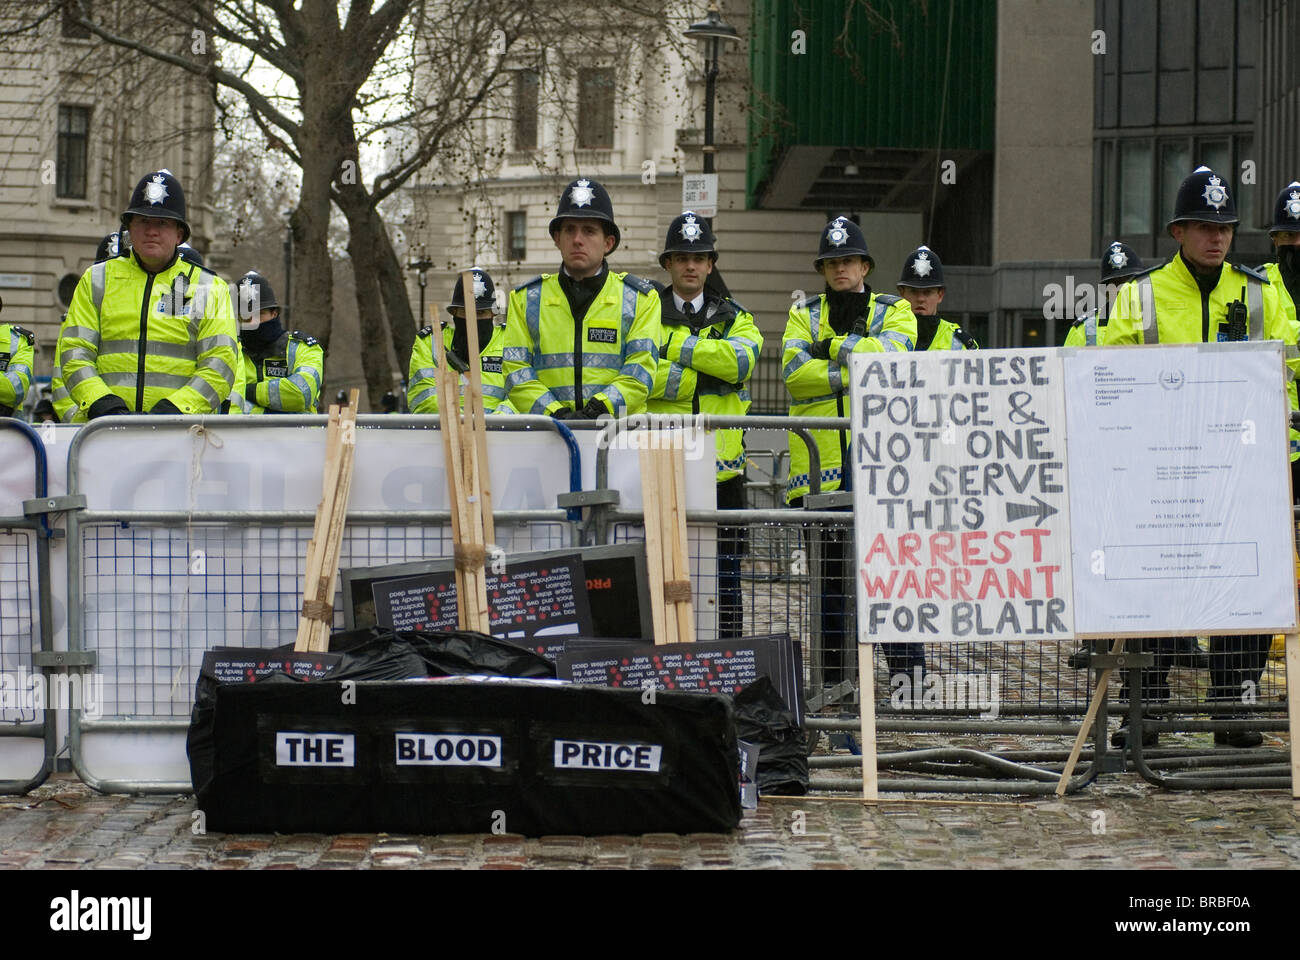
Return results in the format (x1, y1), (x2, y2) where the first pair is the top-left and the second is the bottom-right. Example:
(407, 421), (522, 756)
(1218, 286), (1248, 342)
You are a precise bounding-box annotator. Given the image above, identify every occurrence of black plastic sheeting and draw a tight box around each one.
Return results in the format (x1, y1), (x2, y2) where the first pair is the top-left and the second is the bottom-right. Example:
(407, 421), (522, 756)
(734, 677), (809, 796)
(188, 630), (741, 836)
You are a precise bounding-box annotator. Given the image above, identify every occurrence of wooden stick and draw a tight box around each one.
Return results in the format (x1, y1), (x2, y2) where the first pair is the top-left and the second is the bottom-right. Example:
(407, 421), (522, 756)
(311, 392), (360, 651)
(1055, 637), (1126, 796)
(858, 642), (878, 801)
(295, 404), (341, 651)
(669, 437), (694, 643)
(1287, 633), (1300, 800)
(460, 269), (495, 547)
(639, 443), (668, 644)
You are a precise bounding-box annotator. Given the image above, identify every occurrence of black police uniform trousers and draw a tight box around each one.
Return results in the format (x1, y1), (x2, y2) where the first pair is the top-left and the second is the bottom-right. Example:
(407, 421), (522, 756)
(716, 473), (747, 640)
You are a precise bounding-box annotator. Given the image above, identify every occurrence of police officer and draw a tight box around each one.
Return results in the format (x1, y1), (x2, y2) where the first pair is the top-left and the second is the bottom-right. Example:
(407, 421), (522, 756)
(1063, 241), (1149, 347)
(650, 212), (763, 638)
(233, 271), (323, 414)
(1065, 242), (1209, 677)
(57, 170), (237, 418)
(784, 216), (917, 686)
(0, 295), (35, 418)
(896, 245), (977, 350)
(408, 267), (512, 414)
(503, 177), (660, 419)
(1261, 181), (1300, 482)
(1108, 167), (1300, 748)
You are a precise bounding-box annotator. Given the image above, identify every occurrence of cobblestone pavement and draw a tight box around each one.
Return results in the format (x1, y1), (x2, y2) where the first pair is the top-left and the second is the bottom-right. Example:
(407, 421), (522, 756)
(2, 770), (1296, 870)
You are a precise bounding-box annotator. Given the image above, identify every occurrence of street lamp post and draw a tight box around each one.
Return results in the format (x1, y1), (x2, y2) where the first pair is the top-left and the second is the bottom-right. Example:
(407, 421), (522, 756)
(407, 257), (433, 327)
(684, 2), (741, 193)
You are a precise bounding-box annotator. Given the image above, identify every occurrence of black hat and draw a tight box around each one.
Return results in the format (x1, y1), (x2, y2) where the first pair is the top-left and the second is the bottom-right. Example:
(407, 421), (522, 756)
(94, 232), (127, 263)
(898, 245), (944, 288)
(235, 271), (279, 320)
(814, 216), (873, 270)
(1268, 181), (1300, 235)
(448, 268), (498, 315)
(549, 178), (620, 252)
(121, 169), (190, 242)
(659, 211), (717, 267)
(177, 243), (205, 268)
(1168, 166), (1238, 231)
(1099, 241), (1145, 283)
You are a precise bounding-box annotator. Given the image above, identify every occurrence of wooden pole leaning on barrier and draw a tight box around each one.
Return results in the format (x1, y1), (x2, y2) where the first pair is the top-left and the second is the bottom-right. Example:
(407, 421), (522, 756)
(295, 389), (360, 652)
(431, 287), (491, 634)
(639, 430), (695, 644)
(1055, 637), (1126, 796)
(1287, 633), (1300, 800)
(857, 643), (879, 800)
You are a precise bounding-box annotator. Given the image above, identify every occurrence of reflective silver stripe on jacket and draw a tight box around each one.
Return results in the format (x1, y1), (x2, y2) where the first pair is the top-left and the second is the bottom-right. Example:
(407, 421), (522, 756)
(1137, 275), (1158, 344)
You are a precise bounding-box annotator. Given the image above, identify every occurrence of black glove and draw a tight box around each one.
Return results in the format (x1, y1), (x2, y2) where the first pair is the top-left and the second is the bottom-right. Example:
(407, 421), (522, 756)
(444, 349), (470, 374)
(805, 339), (831, 361)
(149, 398), (182, 416)
(580, 397), (610, 420)
(88, 395), (130, 420)
(551, 407), (582, 421)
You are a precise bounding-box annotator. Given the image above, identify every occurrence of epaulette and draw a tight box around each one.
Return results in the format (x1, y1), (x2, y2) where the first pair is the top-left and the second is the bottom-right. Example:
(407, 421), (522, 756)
(513, 275), (544, 292)
(721, 295), (749, 316)
(951, 327), (978, 349)
(10, 325), (35, 345)
(1118, 265), (1158, 282)
(1069, 313), (1093, 329)
(418, 324), (434, 338)
(288, 331), (319, 347)
(874, 293), (902, 306)
(1231, 263), (1270, 283)
(621, 273), (655, 295)
(183, 262), (220, 280)
(796, 294), (821, 309)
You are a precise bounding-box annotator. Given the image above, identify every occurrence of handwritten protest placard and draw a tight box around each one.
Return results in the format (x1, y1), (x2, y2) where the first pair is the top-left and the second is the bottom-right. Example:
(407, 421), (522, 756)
(849, 350), (1075, 643)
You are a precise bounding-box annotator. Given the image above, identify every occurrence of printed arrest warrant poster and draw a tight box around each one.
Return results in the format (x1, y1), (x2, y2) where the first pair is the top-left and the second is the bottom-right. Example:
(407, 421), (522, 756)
(1064, 341), (1296, 635)
(849, 349), (1075, 643)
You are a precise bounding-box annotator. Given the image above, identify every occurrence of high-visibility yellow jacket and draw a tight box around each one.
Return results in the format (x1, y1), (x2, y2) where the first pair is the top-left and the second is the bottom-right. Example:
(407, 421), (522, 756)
(783, 290), (916, 502)
(407, 322), (512, 414)
(917, 317), (977, 352)
(1063, 314), (1105, 347)
(1109, 254), (1300, 461)
(233, 330), (323, 414)
(57, 252), (237, 416)
(502, 269), (660, 416)
(648, 289), (762, 482)
(225, 341), (248, 415)
(0, 323), (35, 416)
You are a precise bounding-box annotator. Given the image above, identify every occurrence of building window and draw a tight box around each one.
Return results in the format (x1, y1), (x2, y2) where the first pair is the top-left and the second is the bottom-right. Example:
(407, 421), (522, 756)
(513, 70), (538, 152)
(506, 211), (526, 261)
(577, 69), (614, 150)
(57, 106), (90, 199)
(61, 1), (92, 40)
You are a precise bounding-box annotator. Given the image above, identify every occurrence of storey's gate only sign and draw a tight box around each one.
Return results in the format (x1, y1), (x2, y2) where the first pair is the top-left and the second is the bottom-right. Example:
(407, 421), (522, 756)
(850, 350), (1074, 642)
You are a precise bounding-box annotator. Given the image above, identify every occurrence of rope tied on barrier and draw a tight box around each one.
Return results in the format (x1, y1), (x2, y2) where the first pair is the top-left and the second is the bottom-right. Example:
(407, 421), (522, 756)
(663, 580), (692, 603)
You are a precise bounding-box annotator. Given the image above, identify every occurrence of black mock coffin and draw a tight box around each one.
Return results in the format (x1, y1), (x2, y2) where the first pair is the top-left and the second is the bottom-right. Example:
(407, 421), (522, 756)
(191, 677), (741, 836)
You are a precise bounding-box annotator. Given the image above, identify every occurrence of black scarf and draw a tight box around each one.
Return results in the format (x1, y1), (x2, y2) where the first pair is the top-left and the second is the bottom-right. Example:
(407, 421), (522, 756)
(558, 263), (608, 324)
(825, 285), (871, 336)
(240, 317), (284, 357)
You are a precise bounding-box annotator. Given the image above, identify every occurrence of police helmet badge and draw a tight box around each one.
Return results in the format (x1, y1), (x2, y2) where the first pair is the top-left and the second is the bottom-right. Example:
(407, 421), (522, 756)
(472, 272), (487, 300)
(144, 174), (169, 206)
(1202, 174), (1228, 211)
(1287, 190), (1300, 222)
(570, 179), (595, 208)
(107, 234), (119, 256)
(826, 219), (849, 247)
(1108, 242), (1128, 270)
(912, 249), (933, 277)
(680, 213), (703, 243)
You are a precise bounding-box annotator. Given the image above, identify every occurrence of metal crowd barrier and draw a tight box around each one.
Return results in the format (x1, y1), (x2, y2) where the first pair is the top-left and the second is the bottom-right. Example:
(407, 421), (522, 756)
(0, 419), (57, 794)
(64, 415), (583, 793)
(39, 411), (1295, 797)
